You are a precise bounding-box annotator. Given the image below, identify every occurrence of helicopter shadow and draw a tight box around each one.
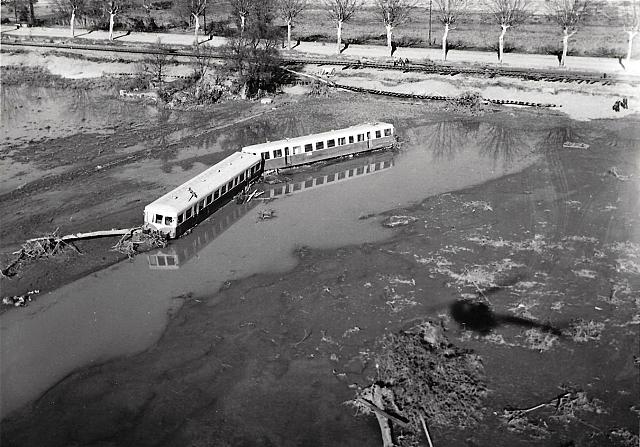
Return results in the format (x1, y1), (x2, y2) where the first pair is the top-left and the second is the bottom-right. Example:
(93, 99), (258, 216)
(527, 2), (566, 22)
(450, 299), (563, 336)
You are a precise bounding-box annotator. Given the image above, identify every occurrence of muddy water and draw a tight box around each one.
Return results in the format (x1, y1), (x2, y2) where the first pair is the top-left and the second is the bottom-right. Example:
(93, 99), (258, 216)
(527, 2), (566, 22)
(0, 112), (550, 419)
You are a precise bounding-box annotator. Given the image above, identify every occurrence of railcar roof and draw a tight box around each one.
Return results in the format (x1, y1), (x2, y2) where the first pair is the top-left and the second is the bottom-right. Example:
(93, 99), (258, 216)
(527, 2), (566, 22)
(241, 122), (394, 153)
(145, 151), (261, 215)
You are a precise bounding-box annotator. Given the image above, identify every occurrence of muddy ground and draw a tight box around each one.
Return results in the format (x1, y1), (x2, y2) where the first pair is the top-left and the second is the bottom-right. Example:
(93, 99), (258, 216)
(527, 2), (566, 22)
(1, 62), (639, 446)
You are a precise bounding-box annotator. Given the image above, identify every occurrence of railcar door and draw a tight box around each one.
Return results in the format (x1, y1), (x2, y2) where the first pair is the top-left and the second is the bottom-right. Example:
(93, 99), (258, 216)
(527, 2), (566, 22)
(366, 131), (371, 149)
(284, 147), (290, 166)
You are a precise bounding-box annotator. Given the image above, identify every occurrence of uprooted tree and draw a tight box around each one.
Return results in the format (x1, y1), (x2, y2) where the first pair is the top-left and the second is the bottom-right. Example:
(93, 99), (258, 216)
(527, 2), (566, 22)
(323, 0), (363, 54)
(546, 0), (590, 67)
(376, 0), (417, 56)
(434, 0), (468, 61)
(485, 0), (530, 63)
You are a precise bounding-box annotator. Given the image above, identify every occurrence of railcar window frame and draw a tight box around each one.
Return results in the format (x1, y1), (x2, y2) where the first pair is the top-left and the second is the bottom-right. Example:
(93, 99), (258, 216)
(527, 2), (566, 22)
(155, 214), (163, 224)
(273, 149), (283, 158)
(357, 134), (364, 142)
(304, 143), (313, 152)
(338, 137), (346, 145)
(178, 213), (184, 224)
(165, 216), (173, 225)
(316, 141), (324, 150)
(349, 136), (354, 144)
(384, 128), (392, 136)
(375, 130), (381, 138)
(327, 139), (335, 148)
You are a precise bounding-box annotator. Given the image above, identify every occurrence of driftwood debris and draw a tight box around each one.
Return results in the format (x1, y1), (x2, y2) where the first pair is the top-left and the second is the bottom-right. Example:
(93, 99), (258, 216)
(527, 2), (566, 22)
(257, 209), (276, 220)
(112, 227), (167, 259)
(2, 290), (40, 307)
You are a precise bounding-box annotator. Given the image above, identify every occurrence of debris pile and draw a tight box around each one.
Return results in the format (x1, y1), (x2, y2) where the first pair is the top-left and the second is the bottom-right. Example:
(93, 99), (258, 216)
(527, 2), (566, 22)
(1, 229), (80, 277)
(353, 321), (486, 446)
(501, 388), (605, 438)
(257, 209), (276, 220)
(2, 290), (40, 307)
(112, 228), (168, 259)
(566, 318), (604, 342)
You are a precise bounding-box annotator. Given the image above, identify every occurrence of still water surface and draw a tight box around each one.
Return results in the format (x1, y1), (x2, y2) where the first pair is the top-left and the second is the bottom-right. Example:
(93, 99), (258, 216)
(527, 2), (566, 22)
(0, 90), (550, 419)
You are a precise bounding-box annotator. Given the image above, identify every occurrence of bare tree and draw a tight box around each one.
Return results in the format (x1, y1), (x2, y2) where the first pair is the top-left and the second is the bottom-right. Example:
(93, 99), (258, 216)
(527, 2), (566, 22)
(52, 0), (85, 36)
(546, 0), (590, 67)
(485, 0), (530, 63)
(142, 39), (173, 84)
(433, 0), (468, 61)
(230, 0), (251, 34)
(277, 0), (307, 50)
(622, 0), (639, 65)
(376, 0), (416, 56)
(323, 0), (362, 54)
(173, 0), (208, 43)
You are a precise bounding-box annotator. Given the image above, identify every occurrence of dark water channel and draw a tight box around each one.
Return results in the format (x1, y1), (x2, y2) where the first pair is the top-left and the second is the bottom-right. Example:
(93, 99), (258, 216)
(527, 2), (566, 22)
(3, 87), (636, 445)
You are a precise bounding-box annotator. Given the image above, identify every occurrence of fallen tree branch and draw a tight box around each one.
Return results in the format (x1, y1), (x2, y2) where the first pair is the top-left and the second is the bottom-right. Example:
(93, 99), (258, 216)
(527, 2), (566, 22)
(356, 398), (409, 428)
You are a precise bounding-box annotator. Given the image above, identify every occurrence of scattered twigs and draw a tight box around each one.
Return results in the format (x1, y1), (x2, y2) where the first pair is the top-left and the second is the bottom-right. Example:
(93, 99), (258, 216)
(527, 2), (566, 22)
(355, 397), (410, 428)
(505, 392), (571, 415)
(293, 328), (312, 346)
(607, 166), (631, 181)
(419, 413), (435, 447)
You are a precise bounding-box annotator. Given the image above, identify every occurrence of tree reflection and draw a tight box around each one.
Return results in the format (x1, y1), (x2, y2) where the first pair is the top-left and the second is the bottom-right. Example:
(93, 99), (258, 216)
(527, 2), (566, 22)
(422, 120), (470, 161)
(537, 126), (584, 151)
(478, 123), (524, 168)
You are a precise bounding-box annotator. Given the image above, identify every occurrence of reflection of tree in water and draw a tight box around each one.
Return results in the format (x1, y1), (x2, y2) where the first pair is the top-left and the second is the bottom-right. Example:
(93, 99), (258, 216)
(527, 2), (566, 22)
(423, 121), (471, 161)
(216, 114), (305, 153)
(478, 123), (524, 168)
(537, 126), (584, 151)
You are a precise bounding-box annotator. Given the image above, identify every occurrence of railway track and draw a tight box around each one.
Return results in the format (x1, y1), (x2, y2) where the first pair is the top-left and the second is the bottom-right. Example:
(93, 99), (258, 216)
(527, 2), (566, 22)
(3, 38), (639, 87)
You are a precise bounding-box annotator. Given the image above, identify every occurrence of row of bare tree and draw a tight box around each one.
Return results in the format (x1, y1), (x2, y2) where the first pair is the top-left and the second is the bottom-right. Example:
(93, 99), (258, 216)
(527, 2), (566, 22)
(10, 0), (639, 66)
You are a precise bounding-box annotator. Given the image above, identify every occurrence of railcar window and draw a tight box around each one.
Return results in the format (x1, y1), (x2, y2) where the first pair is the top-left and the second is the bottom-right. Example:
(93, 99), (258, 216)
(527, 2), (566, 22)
(338, 137), (346, 145)
(178, 214), (184, 224)
(357, 134), (364, 142)
(274, 149), (283, 158)
(240, 173), (245, 181)
(293, 145), (301, 154)
(366, 132), (371, 139)
(384, 128), (392, 136)
(316, 177), (325, 185)
(338, 172), (346, 179)
(155, 214), (163, 224)
(199, 200), (204, 212)
(214, 189), (220, 199)
(263, 152), (271, 160)
(293, 183), (302, 191)
(284, 147), (289, 156)
(158, 257), (166, 266)
(316, 141), (324, 150)
(304, 143), (313, 152)
(166, 257), (176, 266)
(221, 185), (227, 194)
(227, 181), (233, 190)
(349, 136), (354, 144)
(186, 208), (192, 219)
(327, 139), (335, 148)
(305, 179), (314, 188)
(206, 194), (212, 205)
(165, 216), (173, 225)
(375, 130), (381, 138)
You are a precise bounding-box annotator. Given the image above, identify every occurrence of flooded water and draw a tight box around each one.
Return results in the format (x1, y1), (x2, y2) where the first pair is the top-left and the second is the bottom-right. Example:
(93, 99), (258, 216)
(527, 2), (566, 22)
(3, 86), (637, 447)
(0, 95), (548, 418)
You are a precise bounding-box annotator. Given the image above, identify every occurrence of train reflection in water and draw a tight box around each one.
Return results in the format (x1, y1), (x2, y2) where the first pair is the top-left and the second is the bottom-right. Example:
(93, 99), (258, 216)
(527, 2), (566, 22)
(148, 152), (396, 269)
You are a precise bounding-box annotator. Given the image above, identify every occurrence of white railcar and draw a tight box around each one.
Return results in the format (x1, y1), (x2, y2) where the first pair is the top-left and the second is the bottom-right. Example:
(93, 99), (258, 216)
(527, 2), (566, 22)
(241, 122), (395, 170)
(144, 152), (262, 238)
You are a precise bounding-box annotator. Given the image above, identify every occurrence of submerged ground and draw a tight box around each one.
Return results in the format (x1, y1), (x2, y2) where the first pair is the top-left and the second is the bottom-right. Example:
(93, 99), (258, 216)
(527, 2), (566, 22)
(0, 64), (639, 446)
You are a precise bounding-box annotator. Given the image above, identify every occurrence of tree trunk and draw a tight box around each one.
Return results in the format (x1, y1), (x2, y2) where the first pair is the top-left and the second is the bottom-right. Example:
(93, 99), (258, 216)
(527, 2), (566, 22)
(336, 20), (342, 54)
(240, 14), (245, 35)
(109, 12), (115, 40)
(193, 13), (200, 44)
(561, 29), (570, 67)
(28, 0), (35, 26)
(626, 30), (638, 65)
(442, 23), (449, 61)
(70, 9), (76, 37)
(498, 25), (508, 63)
(287, 20), (292, 50)
(386, 24), (393, 55)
